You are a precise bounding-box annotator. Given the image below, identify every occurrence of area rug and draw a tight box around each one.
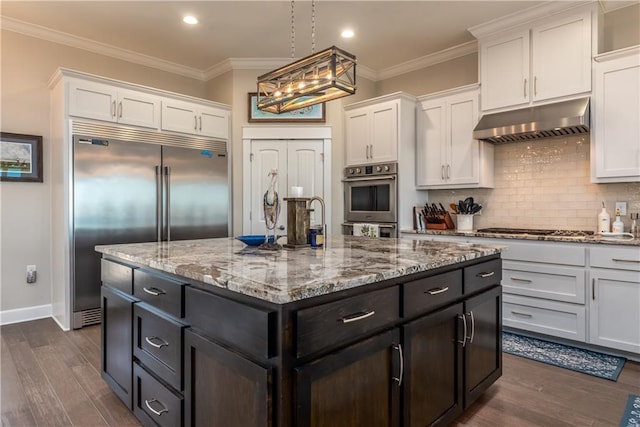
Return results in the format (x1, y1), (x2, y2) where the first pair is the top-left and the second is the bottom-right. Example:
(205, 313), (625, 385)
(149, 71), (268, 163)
(619, 394), (640, 427)
(502, 331), (626, 381)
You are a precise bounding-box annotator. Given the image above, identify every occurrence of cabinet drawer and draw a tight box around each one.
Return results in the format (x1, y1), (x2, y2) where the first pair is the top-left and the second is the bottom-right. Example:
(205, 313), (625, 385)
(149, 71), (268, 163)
(185, 286), (276, 360)
(502, 261), (586, 303)
(591, 246), (640, 271)
(503, 294), (586, 341)
(134, 269), (186, 318)
(101, 259), (133, 294)
(501, 241), (586, 266)
(133, 362), (183, 427)
(464, 258), (502, 294)
(296, 286), (399, 358)
(133, 303), (186, 391)
(403, 270), (462, 318)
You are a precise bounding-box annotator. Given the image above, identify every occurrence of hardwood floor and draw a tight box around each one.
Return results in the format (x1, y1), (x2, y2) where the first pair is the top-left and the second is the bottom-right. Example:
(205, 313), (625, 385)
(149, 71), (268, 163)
(2, 317), (639, 426)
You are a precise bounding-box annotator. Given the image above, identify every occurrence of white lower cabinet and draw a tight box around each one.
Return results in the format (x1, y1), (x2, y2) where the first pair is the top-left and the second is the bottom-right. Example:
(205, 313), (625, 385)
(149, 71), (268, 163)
(589, 246), (640, 354)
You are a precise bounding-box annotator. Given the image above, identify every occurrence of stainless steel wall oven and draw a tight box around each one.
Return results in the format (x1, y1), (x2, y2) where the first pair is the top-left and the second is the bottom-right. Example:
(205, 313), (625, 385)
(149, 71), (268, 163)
(342, 162), (397, 237)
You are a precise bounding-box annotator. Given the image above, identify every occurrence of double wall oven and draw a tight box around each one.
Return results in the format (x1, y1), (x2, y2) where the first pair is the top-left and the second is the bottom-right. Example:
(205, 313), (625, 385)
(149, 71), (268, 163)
(342, 162), (398, 237)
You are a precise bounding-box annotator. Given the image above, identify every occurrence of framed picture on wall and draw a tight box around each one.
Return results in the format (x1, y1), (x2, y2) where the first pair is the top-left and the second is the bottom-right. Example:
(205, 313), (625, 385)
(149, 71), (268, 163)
(248, 93), (326, 123)
(0, 132), (43, 182)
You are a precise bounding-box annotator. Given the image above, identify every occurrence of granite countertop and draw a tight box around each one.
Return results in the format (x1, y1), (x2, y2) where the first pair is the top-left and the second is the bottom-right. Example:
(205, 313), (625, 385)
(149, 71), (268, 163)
(95, 235), (504, 305)
(402, 229), (640, 246)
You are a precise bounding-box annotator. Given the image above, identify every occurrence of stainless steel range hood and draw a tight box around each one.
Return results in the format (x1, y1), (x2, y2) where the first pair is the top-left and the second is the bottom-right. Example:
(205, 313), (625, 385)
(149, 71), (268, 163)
(473, 97), (590, 144)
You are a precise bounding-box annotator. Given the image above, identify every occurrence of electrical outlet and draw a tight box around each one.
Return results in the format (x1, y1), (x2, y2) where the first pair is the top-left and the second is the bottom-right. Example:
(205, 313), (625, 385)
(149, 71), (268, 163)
(615, 202), (627, 216)
(26, 265), (37, 284)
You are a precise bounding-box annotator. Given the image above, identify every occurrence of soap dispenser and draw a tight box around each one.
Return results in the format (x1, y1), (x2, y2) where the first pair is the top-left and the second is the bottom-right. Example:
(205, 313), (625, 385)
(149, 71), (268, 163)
(598, 202), (610, 234)
(612, 209), (624, 234)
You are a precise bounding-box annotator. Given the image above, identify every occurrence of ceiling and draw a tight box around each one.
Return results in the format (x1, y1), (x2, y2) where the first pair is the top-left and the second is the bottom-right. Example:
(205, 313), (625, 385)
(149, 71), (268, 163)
(0, 0), (625, 81)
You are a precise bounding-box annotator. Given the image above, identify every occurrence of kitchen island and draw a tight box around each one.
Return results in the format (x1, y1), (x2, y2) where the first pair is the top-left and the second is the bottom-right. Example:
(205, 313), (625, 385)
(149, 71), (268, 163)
(96, 236), (504, 427)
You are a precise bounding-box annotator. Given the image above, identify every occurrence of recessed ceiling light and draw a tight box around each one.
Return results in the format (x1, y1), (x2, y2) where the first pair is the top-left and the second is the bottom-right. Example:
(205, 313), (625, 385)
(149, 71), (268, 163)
(341, 29), (354, 38)
(183, 15), (198, 25)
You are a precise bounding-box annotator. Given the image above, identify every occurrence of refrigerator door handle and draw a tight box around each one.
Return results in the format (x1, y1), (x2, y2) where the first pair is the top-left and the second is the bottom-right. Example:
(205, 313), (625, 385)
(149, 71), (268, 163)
(164, 166), (171, 242)
(155, 165), (162, 242)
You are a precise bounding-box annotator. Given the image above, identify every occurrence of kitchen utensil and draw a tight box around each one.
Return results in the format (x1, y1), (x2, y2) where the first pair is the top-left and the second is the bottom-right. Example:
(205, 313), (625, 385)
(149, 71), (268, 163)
(449, 203), (458, 214)
(458, 200), (465, 214)
(439, 203), (447, 214)
(471, 203), (482, 214)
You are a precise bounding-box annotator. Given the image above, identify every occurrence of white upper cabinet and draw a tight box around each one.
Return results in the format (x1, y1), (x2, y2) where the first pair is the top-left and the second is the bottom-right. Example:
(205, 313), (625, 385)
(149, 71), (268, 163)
(344, 93), (416, 166)
(68, 80), (161, 129)
(474, 6), (594, 112)
(162, 99), (229, 140)
(416, 85), (494, 189)
(592, 46), (640, 183)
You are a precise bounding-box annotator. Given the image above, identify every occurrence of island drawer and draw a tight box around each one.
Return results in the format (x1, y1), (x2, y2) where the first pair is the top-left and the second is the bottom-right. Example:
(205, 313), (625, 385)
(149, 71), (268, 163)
(133, 303), (186, 391)
(296, 286), (399, 358)
(403, 270), (462, 318)
(101, 258), (133, 294)
(133, 362), (183, 427)
(185, 287), (277, 360)
(134, 269), (186, 319)
(464, 258), (502, 295)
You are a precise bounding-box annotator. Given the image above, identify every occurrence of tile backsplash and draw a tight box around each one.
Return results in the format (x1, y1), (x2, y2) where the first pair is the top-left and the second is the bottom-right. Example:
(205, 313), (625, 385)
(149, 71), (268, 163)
(426, 136), (640, 232)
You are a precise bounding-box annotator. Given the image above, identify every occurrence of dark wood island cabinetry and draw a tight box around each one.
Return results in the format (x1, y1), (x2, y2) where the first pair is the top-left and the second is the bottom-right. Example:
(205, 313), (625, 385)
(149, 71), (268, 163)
(96, 236), (503, 426)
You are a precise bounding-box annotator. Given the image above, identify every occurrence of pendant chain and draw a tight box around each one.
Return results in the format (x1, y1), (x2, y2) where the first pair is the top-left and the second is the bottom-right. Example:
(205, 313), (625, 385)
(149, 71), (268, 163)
(311, 0), (316, 54)
(290, 0), (295, 59)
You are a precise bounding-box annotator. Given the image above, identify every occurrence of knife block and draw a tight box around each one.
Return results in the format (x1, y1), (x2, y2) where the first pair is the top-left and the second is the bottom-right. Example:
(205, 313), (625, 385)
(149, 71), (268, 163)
(426, 212), (455, 230)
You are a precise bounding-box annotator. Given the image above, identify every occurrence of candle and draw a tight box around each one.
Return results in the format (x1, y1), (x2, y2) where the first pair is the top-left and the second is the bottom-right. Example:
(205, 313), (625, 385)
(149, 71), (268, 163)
(290, 186), (303, 197)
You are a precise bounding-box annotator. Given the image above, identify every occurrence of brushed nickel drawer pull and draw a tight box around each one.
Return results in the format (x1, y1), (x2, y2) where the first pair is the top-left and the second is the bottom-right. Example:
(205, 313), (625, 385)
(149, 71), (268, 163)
(510, 277), (532, 283)
(478, 271), (495, 278)
(511, 310), (533, 318)
(143, 287), (166, 296)
(468, 311), (475, 344)
(145, 336), (169, 349)
(458, 314), (467, 347)
(392, 344), (404, 386)
(145, 398), (168, 416)
(341, 310), (375, 323)
(426, 286), (449, 295)
(612, 258), (640, 263)
(592, 278), (595, 300)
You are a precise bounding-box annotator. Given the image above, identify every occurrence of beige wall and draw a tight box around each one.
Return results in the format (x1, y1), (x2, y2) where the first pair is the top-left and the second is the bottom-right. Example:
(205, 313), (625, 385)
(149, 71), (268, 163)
(1, 31), (207, 312)
(603, 3), (640, 52)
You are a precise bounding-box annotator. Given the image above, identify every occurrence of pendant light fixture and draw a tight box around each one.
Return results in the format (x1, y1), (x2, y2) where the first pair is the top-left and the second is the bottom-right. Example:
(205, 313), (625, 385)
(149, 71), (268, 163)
(257, 0), (357, 114)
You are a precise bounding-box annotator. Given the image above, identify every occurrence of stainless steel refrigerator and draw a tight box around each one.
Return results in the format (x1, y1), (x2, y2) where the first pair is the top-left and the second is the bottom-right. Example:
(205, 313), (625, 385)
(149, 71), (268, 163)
(72, 131), (229, 329)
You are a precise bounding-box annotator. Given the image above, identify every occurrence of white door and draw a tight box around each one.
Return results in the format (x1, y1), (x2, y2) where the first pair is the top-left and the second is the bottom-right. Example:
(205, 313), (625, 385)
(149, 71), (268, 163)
(416, 101), (446, 187)
(370, 101), (398, 163)
(287, 141), (324, 225)
(68, 80), (117, 123)
(345, 110), (370, 166)
(199, 106), (229, 140)
(447, 94), (479, 186)
(249, 141), (288, 234)
(117, 88), (160, 129)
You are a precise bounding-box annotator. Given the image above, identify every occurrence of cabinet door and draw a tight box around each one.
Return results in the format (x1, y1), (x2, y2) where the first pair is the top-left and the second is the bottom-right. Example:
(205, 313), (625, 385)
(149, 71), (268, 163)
(345, 109), (370, 166)
(199, 106), (229, 140)
(464, 286), (502, 407)
(116, 88), (160, 129)
(589, 270), (640, 354)
(370, 101), (398, 163)
(101, 285), (135, 409)
(295, 329), (400, 427)
(480, 30), (530, 110)
(531, 11), (591, 101)
(248, 140), (288, 234)
(184, 329), (272, 427)
(447, 93), (479, 186)
(162, 100), (199, 135)
(403, 303), (463, 427)
(593, 52), (640, 180)
(416, 100), (446, 187)
(68, 79), (117, 122)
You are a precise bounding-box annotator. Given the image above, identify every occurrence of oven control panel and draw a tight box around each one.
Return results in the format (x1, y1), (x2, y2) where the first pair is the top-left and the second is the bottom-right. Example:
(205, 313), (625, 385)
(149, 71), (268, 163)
(345, 162), (397, 177)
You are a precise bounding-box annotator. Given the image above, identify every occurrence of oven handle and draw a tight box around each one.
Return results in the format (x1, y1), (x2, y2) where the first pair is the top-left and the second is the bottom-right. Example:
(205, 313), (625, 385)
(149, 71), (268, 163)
(343, 223), (397, 229)
(342, 175), (397, 182)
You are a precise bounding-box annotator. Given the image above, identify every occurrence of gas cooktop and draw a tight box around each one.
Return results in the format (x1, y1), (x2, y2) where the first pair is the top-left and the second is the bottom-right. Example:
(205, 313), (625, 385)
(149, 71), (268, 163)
(476, 228), (595, 237)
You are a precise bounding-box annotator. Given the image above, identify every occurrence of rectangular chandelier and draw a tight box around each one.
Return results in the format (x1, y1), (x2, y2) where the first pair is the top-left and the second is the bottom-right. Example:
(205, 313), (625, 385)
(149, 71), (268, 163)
(257, 46), (356, 114)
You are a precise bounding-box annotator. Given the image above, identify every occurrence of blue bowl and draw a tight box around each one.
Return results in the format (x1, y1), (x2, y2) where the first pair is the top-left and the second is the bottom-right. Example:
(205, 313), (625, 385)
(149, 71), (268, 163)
(235, 235), (275, 246)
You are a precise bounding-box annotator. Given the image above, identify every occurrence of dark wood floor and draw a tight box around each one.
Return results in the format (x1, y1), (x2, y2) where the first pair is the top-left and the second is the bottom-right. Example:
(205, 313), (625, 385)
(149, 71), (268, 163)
(2, 318), (639, 426)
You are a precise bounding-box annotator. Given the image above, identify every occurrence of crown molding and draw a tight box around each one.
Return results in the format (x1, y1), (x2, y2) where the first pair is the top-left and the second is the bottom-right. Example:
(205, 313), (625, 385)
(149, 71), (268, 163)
(3, 15), (474, 84)
(376, 40), (478, 81)
(468, 1), (595, 39)
(1, 16), (206, 81)
(598, 0), (639, 12)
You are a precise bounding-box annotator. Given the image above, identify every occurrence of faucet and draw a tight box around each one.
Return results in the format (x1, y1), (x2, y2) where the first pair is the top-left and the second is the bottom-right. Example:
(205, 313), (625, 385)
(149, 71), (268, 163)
(308, 196), (326, 242)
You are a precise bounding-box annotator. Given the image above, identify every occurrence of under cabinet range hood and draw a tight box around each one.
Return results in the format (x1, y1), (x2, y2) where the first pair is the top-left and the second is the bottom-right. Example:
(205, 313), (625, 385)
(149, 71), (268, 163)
(473, 97), (590, 144)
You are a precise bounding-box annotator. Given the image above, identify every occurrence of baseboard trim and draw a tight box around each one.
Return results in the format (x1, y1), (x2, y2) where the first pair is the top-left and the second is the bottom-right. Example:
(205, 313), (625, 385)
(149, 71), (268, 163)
(0, 304), (52, 326)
